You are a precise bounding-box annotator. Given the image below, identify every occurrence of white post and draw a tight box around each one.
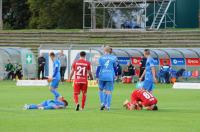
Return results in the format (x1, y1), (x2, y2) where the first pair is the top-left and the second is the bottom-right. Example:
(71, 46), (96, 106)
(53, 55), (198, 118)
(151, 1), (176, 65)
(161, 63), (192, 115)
(0, 0), (3, 30)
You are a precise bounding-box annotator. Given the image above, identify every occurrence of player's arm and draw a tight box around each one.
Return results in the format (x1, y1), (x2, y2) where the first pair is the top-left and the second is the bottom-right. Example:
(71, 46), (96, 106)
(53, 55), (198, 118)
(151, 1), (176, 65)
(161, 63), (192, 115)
(69, 62), (75, 81)
(150, 58), (157, 83)
(151, 66), (157, 83)
(88, 70), (94, 80)
(52, 62), (59, 79)
(139, 69), (146, 81)
(69, 68), (75, 81)
(88, 63), (93, 80)
(96, 58), (102, 81)
(96, 66), (101, 79)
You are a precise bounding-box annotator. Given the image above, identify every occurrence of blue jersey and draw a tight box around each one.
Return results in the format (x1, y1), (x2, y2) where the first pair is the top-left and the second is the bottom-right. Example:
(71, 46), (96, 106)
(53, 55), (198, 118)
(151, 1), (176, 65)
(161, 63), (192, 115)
(145, 56), (155, 82)
(98, 54), (117, 81)
(41, 100), (65, 107)
(53, 59), (61, 80)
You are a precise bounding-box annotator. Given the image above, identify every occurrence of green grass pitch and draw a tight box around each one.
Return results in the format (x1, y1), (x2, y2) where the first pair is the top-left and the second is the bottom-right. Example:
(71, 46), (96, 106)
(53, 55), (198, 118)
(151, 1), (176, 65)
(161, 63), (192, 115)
(0, 81), (200, 132)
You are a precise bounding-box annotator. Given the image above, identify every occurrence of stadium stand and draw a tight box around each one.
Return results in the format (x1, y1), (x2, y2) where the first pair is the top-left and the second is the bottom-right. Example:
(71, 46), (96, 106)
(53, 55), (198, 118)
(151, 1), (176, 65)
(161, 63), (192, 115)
(0, 30), (200, 56)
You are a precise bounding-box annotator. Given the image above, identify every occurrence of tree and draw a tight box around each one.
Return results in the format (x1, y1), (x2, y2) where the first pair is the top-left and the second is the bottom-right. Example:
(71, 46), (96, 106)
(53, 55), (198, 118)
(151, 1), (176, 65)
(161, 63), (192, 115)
(3, 0), (31, 29)
(28, 0), (83, 29)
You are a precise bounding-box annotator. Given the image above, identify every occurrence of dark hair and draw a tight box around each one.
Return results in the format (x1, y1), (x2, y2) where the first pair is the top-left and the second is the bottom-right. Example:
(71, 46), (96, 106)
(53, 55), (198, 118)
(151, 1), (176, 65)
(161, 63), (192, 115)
(152, 105), (158, 111)
(49, 52), (55, 57)
(144, 49), (150, 55)
(62, 99), (68, 107)
(80, 51), (86, 57)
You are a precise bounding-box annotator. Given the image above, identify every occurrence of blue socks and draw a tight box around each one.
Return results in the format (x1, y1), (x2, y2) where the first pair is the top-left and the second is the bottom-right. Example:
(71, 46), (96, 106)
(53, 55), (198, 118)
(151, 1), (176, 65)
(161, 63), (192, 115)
(106, 94), (112, 109)
(103, 94), (107, 107)
(51, 89), (60, 100)
(99, 90), (112, 109)
(99, 90), (105, 106)
(28, 104), (38, 109)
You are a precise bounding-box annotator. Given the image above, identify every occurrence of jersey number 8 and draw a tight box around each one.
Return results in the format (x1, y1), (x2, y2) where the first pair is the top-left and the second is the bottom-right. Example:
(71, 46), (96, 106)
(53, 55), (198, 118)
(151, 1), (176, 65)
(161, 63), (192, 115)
(143, 92), (153, 99)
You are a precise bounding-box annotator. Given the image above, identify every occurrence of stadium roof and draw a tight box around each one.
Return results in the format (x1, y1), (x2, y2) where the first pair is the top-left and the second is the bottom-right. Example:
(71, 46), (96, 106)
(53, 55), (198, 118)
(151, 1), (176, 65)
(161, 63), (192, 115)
(84, 0), (152, 3)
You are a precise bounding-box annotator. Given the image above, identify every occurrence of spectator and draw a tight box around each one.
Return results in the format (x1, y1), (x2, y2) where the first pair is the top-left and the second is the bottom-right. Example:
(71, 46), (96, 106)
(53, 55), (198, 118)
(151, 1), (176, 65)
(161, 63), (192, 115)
(122, 64), (135, 83)
(14, 63), (23, 80)
(5, 60), (14, 80)
(122, 67), (130, 77)
(58, 50), (67, 83)
(160, 60), (171, 83)
(127, 62), (135, 77)
(38, 53), (46, 80)
(115, 61), (122, 82)
(139, 55), (147, 81)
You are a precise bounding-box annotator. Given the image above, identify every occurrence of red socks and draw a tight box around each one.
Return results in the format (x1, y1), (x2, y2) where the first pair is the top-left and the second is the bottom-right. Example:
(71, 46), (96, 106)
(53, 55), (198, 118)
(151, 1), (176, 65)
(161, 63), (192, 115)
(74, 93), (79, 105)
(74, 93), (87, 109)
(81, 94), (87, 109)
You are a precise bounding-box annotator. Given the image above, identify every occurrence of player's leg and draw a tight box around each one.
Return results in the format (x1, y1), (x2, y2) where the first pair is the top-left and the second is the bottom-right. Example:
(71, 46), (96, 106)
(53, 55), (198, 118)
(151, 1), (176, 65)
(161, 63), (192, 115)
(23, 104), (38, 110)
(38, 67), (41, 79)
(104, 81), (114, 110)
(61, 67), (66, 82)
(23, 101), (46, 110)
(143, 80), (154, 93)
(41, 67), (45, 80)
(98, 80), (106, 109)
(60, 67), (64, 82)
(81, 83), (88, 110)
(49, 79), (60, 100)
(74, 83), (81, 111)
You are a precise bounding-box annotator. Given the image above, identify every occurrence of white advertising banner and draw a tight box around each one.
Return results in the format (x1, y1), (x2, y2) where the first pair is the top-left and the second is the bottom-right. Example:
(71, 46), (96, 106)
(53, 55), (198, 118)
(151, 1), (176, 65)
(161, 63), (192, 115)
(16, 80), (49, 86)
(173, 82), (200, 89)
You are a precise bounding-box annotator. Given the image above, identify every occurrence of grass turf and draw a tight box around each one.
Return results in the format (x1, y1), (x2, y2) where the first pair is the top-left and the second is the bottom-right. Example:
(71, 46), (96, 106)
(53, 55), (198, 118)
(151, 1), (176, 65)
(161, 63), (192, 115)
(0, 81), (200, 132)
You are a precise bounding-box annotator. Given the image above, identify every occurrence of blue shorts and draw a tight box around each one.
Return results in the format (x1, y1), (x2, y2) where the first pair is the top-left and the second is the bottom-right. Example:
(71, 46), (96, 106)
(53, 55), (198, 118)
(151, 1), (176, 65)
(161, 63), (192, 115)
(50, 79), (60, 88)
(143, 80), (154, 92)
(41, 100), (48, 106)
(98, 81), (114, 91)
(41, 100), (55, 107)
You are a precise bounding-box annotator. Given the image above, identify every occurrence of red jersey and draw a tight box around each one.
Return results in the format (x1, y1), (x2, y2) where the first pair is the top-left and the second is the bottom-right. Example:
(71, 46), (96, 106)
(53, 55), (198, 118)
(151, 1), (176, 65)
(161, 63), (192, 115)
(72, 59), (91, 84)
(131, 89), (157, 107)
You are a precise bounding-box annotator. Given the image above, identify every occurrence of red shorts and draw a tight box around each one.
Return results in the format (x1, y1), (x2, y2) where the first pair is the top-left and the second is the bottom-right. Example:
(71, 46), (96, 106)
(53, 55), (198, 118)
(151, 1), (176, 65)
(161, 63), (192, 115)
(74, 83), (88, 94)
(142, 98), (157, 107)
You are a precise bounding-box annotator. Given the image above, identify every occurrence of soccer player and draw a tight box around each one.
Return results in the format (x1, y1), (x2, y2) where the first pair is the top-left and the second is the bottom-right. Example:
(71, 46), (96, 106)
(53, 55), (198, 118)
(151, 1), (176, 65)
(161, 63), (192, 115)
(23, 96), (68, 110)
(69, 51), (93, 111)
(97, 46), (117, 110)
(123, 89), (158, 111)
(139, 49), (157, 93)
(48, 52), (61, 100)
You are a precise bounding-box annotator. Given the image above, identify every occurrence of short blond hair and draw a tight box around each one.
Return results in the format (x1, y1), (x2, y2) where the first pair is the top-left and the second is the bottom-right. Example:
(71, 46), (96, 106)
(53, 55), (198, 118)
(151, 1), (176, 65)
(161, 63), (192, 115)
(104, 46), (112, 53)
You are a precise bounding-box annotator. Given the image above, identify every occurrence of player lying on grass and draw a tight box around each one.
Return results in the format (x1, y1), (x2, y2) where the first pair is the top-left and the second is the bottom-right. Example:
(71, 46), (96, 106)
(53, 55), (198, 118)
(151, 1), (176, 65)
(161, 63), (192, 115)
(23, 96), (68, 110)
(123, 89), (158, 111)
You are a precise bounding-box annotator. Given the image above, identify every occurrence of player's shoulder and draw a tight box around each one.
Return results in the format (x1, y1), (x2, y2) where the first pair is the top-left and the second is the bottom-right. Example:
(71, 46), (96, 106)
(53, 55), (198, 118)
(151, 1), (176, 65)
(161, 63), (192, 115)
(76, 59), (90, 65)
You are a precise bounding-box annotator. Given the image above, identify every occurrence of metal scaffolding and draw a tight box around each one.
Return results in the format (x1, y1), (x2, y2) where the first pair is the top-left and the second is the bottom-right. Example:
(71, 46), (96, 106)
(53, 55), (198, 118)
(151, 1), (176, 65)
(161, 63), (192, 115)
(83, 0), (176, 30)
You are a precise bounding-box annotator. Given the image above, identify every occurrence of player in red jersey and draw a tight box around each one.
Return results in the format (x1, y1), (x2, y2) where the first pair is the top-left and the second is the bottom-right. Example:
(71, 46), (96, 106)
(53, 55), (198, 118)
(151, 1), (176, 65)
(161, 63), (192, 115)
(123, 89), (158, 111)
(69, 51), (93, 111)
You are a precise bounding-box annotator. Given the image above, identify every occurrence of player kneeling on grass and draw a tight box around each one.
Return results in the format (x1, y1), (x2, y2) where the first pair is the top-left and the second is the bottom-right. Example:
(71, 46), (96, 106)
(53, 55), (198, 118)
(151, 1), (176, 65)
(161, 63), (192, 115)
(123, 89), (158, 111)
(23, 96), (68, 110)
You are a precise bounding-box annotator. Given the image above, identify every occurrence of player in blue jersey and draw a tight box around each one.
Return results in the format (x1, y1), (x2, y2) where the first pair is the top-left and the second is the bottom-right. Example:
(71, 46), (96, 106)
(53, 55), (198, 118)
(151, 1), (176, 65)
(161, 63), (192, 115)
(97, 46), (117, 110)
(23, 96), (68, 110)
(139, 49), (157, 93)
(48, 52), (61, 100)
